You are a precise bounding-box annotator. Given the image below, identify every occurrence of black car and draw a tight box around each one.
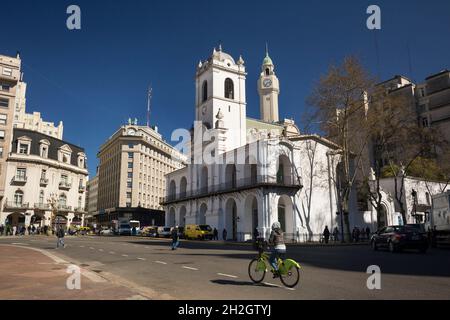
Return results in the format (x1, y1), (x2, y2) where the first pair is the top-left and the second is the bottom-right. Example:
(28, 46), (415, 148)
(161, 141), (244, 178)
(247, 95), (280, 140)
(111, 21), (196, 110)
(371, 224), (428, 253)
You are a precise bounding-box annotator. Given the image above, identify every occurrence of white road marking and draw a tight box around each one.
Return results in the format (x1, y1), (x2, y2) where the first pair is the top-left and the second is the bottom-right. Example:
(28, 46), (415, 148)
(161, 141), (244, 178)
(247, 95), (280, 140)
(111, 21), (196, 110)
(217, 273), (238, 279)
(79, 245), (85, 248)
(122, 254), (129, 257)
(263, 282), (281, 288)
(137, 257), (146, 261)
(154, 261), (167, 265)
(182, 266), (199, 271)
(89, 247), (95, 250)
(285, 287), (296, 291)
(98, 249), (104, 252)
(109, 251), (115, 254)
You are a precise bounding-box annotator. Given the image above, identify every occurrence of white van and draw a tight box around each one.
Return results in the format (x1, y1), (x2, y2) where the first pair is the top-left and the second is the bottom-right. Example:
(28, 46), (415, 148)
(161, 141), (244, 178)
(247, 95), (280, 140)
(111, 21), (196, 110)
(157, 227), (171, 238)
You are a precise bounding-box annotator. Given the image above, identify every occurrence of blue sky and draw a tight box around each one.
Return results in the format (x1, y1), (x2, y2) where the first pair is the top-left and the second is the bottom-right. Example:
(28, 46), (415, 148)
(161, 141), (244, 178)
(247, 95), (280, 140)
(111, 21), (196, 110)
(1, 0), (449, 177)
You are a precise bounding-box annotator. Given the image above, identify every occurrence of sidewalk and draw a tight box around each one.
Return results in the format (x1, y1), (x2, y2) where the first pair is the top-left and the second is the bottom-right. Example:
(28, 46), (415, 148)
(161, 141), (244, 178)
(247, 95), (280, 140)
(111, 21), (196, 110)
(0, 244), (166, 300)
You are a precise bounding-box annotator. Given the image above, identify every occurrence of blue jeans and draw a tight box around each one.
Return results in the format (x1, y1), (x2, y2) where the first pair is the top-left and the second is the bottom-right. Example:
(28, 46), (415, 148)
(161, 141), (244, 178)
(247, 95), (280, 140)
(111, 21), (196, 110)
(171, 240), (179, 250)
(57, 238), (65, 248)
(269, 248), (286, 271)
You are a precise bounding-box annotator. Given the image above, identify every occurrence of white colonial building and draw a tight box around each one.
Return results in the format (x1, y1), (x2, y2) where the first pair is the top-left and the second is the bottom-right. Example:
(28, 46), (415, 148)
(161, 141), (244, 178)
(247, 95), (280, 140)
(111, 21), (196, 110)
(163, 47), (356, 242)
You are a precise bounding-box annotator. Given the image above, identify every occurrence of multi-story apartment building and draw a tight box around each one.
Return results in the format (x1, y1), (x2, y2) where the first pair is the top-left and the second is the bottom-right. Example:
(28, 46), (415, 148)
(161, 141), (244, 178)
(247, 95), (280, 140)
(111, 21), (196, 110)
(87, 175), (98, 216)
(95, 122), (185, 227)
(0, 128), (88, 229)
(0, 53), (21, 204)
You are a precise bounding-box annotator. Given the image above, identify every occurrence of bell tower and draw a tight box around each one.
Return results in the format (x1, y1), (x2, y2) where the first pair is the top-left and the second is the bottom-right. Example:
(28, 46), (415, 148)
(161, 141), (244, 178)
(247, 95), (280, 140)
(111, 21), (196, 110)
(194, 46), (247, 153)
(257, 46), (280, 123)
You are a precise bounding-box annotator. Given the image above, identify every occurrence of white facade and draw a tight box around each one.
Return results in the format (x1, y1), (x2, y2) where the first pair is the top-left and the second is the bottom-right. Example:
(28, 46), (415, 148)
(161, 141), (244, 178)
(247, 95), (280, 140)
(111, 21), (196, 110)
(0, 130), (88, 229)
(164, 48), (352, 242)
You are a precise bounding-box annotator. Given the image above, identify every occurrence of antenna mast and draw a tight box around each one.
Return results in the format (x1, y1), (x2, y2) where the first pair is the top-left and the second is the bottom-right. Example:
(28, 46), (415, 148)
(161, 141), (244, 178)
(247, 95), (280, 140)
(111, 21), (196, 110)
(147, 85), (152, 127)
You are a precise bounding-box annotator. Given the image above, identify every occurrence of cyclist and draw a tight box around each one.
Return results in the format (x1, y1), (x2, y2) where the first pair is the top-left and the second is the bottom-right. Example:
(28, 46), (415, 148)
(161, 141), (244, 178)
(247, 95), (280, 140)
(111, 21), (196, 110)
(268, 221), (286, 278)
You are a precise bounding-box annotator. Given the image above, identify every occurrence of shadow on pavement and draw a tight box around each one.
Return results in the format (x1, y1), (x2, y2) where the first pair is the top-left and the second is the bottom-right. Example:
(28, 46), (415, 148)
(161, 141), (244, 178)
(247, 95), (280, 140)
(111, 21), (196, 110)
(210, 279), (274, 288)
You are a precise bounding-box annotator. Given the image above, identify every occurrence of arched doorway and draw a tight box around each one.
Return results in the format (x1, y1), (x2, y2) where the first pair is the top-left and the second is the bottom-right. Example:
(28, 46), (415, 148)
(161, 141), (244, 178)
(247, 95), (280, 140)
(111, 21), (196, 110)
(30, 213), (44, 227)
(180, 177), (187, 198)
(168, 207), (176, 227)
(6, 212), (25, 228)
(169, 180), (176, 201)
(378, 205), (388, 229)
(245, 195), (259, 240)
(199, 203), (207, 225)
(225, 198), (238, 241)
(225, 164), (237, 189)
(179, 206), (187, 227)
(277, 196), (294, 240)
(277, 155), (292, 185)
(200, 167), (208, 194)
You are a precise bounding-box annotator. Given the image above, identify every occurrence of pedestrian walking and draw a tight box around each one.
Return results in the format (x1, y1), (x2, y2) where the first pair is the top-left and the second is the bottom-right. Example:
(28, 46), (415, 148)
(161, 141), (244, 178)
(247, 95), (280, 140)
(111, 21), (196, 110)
(0, 224), (4, 236)
(333, 226), (339, 242)
(171, 227), (179, 250)
(32, 225), (36, 235)
(56, 227), (65, 248)
(323, 226), (330, 244)
(213, 228), (218, 241)
(365, 226), (371, 240)
(222, 228), (227, 241)
(27, 225), (31, 235)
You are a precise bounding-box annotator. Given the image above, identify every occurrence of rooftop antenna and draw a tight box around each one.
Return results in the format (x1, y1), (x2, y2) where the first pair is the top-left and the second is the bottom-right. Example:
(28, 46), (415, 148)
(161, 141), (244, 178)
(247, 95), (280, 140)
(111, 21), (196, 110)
(265, 42), (269, 56)
(147, 85), (152, 127)
(407, 42), (414, 82)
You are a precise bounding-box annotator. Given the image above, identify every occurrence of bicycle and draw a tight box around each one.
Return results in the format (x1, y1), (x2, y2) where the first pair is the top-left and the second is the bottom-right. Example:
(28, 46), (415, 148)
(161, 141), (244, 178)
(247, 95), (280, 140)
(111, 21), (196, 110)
(248, 240), (301, 288)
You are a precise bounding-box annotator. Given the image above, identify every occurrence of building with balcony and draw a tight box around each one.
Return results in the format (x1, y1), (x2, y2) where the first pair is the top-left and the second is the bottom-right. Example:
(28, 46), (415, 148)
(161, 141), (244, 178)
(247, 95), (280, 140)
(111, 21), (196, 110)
(0, 128), (88, 229)
(0, 53), (22, 204)
(163, 47), (356, 242)
(95, 122), (185, 227)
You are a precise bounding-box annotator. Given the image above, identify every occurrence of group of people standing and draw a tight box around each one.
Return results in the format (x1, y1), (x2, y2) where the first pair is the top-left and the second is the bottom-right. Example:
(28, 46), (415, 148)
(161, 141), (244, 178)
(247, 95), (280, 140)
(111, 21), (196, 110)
(322, 225), (372, 243)
(0, 224), (50, 236)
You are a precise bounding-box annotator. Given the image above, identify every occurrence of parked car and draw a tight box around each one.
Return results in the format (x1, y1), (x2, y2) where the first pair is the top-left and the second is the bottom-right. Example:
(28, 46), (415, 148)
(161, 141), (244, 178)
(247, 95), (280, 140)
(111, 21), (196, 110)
(371, 225), (428, 253)
(100, 228), (113, 236)
(157, 227), (172, 238)
(142, 226), (158, 237)
(184, 224), (214, 240)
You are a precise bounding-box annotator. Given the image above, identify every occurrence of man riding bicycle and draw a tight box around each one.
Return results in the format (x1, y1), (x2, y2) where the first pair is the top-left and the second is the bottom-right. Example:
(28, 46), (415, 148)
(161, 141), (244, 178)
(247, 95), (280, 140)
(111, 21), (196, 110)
(268, 221), (286, 278)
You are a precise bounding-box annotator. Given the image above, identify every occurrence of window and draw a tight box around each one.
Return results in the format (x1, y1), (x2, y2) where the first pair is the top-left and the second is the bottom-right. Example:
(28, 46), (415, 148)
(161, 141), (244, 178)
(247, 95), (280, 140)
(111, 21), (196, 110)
(224, 78), (234, 99)
(78, 196), (82, 209)
(202, 81), (208, 102)
(126, 202), (131, 208)
(14, 190), (24, 205)
(128, 162), (133, 168)
(128, 172), (133, 179)
(19, 143), (29, 154)
(0, 83), (10, 92)
(126, 192), (132, 199)
(39, 190), (44, 204)
(2, 68), (12, 76)
(0, 147), (3, 157)
(0, 114), (6, 125)
(61, 174), (68, 183)
(0, 98), (8, 108)
(128, 152), (134, 159)
(41, 146), (48, 158)
(127, 181), (132, 188)
(128, 143), (134, 149)
(41, 170), (47, 180)
(265, 68), (270, 76)
(422, 117), (429, 128)
(59, 194), (67, 207)
(16, 168), (26, 180)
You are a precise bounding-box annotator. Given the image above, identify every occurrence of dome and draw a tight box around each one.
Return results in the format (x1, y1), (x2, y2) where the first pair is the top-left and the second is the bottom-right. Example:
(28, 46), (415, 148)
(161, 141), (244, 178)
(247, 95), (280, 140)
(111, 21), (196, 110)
(262, 53), (273, 66)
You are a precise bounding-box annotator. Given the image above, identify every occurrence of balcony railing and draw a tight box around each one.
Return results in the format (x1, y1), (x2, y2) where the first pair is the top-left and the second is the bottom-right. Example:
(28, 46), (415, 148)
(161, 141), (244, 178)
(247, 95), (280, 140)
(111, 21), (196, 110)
(34, 203), (51, 210)
(57, 205), (72, 212)
(11, 176), (27, 184)
(161, 175), (302, 204)
(59, 181), (72, 190)
(74, 207), (86, 213)
(4, 201), (30, 209)
(40, 178), (49, 185)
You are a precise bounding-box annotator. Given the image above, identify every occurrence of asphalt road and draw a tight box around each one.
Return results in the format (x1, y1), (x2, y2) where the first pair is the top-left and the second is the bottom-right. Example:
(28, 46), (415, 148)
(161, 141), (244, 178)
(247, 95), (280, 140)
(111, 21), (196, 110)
(1, 235), (449, 300)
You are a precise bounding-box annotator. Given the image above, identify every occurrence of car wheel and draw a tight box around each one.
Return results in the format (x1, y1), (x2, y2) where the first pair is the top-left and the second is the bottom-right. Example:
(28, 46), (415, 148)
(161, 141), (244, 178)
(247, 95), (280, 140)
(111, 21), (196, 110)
(388, 241), (396, 253)
(371, 240), (378, 251)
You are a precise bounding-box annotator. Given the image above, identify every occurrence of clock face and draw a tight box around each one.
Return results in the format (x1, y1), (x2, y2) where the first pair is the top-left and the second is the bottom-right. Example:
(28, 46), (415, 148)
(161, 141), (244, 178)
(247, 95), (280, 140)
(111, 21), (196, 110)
(127, 129), (136, 136)
(263, 79), (272, 88)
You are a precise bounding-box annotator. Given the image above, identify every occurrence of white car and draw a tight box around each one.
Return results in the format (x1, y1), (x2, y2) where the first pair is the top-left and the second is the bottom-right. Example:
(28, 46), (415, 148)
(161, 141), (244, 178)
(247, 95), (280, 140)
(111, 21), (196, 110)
(100, 228), (113, 236)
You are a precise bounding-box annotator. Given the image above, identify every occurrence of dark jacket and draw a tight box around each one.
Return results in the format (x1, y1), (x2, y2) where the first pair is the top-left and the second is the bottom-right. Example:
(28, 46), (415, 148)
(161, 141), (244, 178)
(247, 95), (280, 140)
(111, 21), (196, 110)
(269, 229), (285, 247)
(57, 229), (65, 238)
(171, 229), (179, 241)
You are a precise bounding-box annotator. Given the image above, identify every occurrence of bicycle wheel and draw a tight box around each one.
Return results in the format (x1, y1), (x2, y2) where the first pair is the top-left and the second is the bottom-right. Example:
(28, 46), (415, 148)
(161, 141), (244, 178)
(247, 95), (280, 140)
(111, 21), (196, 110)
(248, 259), (266, 283)
(280, 266), (300, 288)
